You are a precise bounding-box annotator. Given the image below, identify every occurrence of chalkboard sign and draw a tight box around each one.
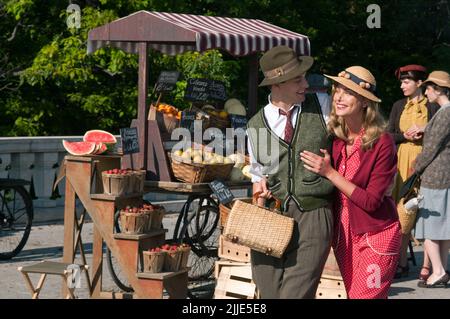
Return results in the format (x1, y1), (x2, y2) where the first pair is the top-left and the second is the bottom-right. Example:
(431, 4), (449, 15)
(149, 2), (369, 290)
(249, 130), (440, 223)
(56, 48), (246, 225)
(230, 114), (248, 130)
(208, 80), (227, 101)
(155, 71), (180, 93)
(120, 127), (139, 155)
(184, 78), (227, 102)
(180, 111), (197, 133)
(185, 78), (209, 102)
(209, 180), (235, 204)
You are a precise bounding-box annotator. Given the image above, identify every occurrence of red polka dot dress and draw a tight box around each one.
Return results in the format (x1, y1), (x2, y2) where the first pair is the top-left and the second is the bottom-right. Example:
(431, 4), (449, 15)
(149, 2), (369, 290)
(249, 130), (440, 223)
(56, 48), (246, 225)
(333, 132), (401, 299)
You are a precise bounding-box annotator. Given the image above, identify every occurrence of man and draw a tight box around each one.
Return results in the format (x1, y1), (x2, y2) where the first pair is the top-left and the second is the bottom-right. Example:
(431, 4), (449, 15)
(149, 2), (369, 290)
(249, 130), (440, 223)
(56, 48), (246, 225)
(246, 45), (334, 298)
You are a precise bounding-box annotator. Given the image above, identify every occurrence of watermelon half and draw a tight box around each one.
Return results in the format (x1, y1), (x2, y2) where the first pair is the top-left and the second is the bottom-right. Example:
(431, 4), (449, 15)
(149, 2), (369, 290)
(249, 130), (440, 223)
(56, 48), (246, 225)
(83, 130), (117, 144)
(63, 140), (97, 156)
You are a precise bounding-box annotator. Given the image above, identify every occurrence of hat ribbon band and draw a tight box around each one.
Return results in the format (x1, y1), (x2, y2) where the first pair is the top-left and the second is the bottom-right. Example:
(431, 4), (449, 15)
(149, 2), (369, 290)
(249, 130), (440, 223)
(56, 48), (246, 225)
(264, 58), (299, 80)
(340, 71), (377, 93)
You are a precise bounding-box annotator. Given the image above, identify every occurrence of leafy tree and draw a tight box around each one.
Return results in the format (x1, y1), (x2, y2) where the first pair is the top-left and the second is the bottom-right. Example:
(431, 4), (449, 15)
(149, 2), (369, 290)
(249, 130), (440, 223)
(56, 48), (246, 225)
(0, 0), (448, 136)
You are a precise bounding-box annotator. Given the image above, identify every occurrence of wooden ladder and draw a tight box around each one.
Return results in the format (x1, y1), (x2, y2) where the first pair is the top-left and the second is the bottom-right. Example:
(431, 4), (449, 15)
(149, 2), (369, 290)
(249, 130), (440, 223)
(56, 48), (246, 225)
(62, 155), (187, 299)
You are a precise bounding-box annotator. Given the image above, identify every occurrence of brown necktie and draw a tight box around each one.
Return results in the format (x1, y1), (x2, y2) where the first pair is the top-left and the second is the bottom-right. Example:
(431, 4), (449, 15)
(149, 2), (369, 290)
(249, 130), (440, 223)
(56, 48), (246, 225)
(279, 107), (296, 144)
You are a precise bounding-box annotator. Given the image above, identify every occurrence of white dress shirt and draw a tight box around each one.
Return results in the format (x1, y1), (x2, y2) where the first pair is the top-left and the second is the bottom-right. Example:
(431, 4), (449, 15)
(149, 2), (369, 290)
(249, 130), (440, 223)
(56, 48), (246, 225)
(247, 93), (330, 183)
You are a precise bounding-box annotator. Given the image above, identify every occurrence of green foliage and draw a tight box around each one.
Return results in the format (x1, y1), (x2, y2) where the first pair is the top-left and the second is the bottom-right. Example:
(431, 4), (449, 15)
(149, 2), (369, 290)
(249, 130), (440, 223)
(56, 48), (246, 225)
(0, 0), (449, 136)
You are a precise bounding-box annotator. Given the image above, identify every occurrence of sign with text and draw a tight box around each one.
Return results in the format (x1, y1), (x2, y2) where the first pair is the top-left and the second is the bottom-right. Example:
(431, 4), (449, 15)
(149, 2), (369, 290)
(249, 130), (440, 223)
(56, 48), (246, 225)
(155, 71), (180, 93)
(120, 127), (139, 155)
(184, 78), (227, 102)
(230, 114), (248, 130)
(180, 111), (197, 133)
(209, 180), (234, 204)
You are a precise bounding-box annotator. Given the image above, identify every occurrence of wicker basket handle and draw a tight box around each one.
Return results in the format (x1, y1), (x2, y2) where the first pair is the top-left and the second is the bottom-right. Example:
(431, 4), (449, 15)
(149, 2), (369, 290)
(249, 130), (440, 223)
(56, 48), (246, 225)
(253, 191), (281, 210)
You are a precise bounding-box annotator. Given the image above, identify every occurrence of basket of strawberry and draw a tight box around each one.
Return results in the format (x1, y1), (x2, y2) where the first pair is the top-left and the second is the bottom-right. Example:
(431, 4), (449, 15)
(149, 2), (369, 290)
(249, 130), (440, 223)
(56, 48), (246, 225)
(142, 247), (165, 273)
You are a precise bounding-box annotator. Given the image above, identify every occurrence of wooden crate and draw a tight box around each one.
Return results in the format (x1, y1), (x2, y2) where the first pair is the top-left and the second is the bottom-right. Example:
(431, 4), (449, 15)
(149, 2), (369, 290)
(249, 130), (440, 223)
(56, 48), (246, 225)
(214, 259), (250, 279)
(214, 264), (256, 299)
(315, 274), (347, 299)
(218, 235), (251, 263)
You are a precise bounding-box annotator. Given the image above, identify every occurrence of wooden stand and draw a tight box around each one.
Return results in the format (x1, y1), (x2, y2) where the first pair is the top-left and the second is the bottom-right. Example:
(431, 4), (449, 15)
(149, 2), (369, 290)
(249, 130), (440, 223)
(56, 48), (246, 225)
(62, 154), (187, 299)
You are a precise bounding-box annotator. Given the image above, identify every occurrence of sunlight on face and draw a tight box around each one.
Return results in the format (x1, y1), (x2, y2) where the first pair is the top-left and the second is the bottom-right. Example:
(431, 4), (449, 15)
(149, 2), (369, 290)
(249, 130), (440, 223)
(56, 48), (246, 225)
(332, 84), (365, 119)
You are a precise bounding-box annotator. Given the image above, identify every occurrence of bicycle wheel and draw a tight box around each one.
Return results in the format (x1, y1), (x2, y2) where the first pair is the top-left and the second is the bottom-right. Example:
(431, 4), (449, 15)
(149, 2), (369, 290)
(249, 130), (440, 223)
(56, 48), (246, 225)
(184, 198), (220, 281)
(0, 185), (33, 260)
(105, 210), (133, 292)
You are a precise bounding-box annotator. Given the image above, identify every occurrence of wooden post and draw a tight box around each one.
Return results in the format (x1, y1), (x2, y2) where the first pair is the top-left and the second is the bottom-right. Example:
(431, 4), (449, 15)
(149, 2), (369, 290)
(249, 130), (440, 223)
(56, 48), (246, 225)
(91, 225), (103, 298)
(62, 179), (76, 296)
(247, 53), (259, 118)
(137, 42), (149, 170)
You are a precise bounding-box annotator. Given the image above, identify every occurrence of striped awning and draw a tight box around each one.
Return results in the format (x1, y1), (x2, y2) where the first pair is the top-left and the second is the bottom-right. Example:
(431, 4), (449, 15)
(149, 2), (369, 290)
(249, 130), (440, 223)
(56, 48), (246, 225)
(87, 11), (310, 57)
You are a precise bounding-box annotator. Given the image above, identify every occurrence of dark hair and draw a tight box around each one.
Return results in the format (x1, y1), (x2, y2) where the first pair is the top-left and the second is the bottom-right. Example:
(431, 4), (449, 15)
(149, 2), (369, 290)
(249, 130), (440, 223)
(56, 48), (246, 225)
(427, 82), (450, 98)
(399, 70), (427, 82)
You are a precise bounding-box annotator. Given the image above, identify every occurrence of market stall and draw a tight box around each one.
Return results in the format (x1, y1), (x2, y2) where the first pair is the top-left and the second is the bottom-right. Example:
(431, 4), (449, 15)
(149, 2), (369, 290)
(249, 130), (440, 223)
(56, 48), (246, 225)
(57, 11), (312, 299)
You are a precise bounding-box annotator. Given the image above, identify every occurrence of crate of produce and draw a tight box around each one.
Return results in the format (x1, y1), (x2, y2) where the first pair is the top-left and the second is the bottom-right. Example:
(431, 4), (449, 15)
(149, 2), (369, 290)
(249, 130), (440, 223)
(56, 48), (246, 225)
(102, 169), (131, 196)
(119, 208), (150, 234)
(142, 248), (166, 273)
(169, 148), (234, 183)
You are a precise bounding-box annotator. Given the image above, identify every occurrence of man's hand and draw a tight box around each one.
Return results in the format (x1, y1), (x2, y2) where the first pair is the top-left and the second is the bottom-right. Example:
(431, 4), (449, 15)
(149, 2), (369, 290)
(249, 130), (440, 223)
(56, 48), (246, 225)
(253, 178), (272, 207)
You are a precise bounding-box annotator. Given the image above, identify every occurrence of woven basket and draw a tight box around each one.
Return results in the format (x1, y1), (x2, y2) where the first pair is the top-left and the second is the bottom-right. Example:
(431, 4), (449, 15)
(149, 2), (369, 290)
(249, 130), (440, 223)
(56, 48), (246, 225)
(149, 208), (165, 230)
(397, 197), (418, 235)
(206, 113), (230, 130)
(102, 172), (130, 196)
(169, 154), (234, 183)
(120, 211), (149, 234)
(223, 196), (294, 258)
(179, 246), (191, 270)
(219, 198), (252, 228)
(142, 251), (165, 273)
(163, 250), (182, 272)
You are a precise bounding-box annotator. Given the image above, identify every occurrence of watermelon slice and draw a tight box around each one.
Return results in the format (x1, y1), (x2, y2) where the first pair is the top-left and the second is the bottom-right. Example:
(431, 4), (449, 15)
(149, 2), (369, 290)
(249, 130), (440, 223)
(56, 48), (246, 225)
(95, 142), (108, 155)
(83, 130), (117, 144)
(63, 140), (97, 156)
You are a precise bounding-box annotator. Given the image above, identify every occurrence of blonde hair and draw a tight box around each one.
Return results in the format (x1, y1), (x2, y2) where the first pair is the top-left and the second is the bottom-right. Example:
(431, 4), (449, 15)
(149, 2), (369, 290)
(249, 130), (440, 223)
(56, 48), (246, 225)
(327, 86), (386, 150)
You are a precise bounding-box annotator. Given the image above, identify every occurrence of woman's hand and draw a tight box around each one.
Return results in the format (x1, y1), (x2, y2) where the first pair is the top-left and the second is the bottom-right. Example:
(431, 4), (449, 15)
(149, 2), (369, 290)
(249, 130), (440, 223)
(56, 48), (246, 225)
(300, 149), (334, 178)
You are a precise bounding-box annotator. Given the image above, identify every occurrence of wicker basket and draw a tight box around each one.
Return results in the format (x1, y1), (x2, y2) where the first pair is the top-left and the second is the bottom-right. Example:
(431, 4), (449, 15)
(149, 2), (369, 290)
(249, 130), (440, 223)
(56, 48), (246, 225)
(179, 246), (191, 270)
(163, 249), (182, 272)
(219, 198), (252, 228)
(169, 154), (234, 183)
(223, 195), (294, 258)
(149, 208), (165, 230)
(120, 211), (149, 234)
(206, 113), (230, 130)
(142, 251), (166, 273)
(102, 172), (130, 196)
(129, 170), (146, 194)
(397, 197), (418, 235)
(149, 104), (180, 135)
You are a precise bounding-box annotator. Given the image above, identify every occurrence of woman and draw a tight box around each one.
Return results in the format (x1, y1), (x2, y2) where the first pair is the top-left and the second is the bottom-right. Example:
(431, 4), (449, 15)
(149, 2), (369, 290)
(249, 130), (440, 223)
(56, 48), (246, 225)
(414, 70), (450, 288)
(300, 66), (401, 299)
(387, 65), (439, 280)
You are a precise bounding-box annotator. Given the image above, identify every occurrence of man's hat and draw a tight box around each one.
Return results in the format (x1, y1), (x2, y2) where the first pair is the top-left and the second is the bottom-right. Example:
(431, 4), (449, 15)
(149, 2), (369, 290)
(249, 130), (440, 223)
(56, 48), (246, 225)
(259, 46), (313, 87)
(421, 70), (450, 89)
(324, 66), (381, 103)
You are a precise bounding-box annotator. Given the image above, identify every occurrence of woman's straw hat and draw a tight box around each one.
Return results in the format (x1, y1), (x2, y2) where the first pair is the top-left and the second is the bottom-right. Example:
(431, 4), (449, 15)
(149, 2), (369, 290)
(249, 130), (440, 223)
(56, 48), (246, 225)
(421, 71), (450, 89)
(325, 66), (381, 103)
(259, 46), (313, 87)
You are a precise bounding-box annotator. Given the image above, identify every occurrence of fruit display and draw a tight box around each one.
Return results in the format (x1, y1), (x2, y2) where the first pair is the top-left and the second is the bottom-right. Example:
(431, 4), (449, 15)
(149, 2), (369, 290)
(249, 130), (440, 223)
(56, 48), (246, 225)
(143, 243), (191, 273)
(102, 168), (145, 195)
(224, 98), (247, 116)
(155, 103), (181, 120)
(63, 129), (116, 156)
(119, 203), (165, 233)
(171, 148), (233, 165)
(225, 153), (251, 181)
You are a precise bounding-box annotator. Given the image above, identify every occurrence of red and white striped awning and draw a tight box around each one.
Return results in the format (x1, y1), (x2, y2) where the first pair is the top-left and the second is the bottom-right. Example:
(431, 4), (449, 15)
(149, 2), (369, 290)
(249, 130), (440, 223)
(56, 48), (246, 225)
(87, 11), (310, 57)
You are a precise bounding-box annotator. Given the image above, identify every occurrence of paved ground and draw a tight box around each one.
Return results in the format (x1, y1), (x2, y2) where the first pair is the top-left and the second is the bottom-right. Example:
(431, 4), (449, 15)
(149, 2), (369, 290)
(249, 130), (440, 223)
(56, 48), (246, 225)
(1, 219), (449, 299)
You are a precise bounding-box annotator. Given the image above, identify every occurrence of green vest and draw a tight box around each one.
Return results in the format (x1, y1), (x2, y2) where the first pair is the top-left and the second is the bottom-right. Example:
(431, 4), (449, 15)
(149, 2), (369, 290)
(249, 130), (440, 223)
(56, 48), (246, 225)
(247, 94), (335, 212)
